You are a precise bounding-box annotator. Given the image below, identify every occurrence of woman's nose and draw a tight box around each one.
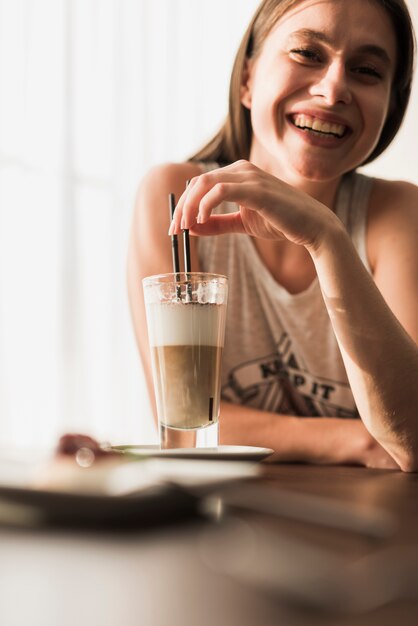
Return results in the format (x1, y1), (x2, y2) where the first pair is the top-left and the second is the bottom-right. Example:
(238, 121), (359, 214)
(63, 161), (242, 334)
(309, 61), (352, 106)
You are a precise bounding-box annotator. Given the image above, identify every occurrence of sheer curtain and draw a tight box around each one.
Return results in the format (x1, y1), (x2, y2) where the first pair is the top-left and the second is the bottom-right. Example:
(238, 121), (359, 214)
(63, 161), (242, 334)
(0, 0), (417, 450)
(0, 0), (259, 449)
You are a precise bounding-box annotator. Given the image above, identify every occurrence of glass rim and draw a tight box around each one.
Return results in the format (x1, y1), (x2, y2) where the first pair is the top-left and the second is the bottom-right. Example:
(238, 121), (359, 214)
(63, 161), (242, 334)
(142, 272), (228, 287)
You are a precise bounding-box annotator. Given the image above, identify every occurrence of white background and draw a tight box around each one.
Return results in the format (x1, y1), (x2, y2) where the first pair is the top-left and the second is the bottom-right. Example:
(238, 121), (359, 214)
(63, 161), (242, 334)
(0, 0), (416, 450)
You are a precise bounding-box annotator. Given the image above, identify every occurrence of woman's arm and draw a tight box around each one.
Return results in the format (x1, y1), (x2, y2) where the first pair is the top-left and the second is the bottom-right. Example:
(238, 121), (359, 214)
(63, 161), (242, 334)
(219, 402), (399, 469)
(170, 160), (418, 471)
(311, 180), (418, 471)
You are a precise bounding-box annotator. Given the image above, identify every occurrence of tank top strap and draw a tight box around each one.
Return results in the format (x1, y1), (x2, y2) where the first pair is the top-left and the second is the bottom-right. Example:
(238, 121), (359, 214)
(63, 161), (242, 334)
(334, 172), (374, 272)
(197, 161), (219, 174)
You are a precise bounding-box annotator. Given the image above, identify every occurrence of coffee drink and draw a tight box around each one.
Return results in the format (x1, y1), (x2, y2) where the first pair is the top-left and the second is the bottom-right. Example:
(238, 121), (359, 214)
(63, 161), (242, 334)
(143, 272), (228, 449)
(147, 301), (226, 430)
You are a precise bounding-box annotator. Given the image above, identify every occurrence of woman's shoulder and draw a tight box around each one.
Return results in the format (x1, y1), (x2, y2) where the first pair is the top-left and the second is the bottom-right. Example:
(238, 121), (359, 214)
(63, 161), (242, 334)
(367, 176), (418, 270)
(368, 176), (418, 225)
(137, 160), (222, 218)
(139, 161), (204, 200)
(370, 176), (418, 204)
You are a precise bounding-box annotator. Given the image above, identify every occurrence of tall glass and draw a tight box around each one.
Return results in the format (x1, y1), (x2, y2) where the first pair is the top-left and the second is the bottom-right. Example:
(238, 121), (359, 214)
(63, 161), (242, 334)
(143, 273), (228, 449)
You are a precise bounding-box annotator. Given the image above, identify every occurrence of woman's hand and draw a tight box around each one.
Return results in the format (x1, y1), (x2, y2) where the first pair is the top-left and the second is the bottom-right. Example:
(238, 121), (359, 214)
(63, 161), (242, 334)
(357, 429), (400, 470)
(169, 160), (340, 250)
(219, 402), (400, 470)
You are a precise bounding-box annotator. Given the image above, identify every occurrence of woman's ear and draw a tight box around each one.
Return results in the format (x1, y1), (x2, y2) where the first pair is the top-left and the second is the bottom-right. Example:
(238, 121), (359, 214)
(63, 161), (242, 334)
(240, 57), (254, 109)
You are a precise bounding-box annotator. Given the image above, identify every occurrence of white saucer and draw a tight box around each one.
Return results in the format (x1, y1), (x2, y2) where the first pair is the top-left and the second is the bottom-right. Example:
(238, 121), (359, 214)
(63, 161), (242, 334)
(112, 445), (274, 461)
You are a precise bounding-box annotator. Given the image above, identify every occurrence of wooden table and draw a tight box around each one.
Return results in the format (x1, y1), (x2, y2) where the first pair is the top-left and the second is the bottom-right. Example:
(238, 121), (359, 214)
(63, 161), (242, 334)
(1, 463), (418, 626)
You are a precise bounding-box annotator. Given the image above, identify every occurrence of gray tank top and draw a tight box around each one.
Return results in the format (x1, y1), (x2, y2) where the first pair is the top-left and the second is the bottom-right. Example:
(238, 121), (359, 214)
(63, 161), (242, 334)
(197, 162), (373, 418)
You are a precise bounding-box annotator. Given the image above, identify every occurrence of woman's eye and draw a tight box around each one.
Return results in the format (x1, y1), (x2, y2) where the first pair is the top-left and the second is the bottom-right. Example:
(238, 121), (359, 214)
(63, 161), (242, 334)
(290, 48), (321, 62)
(357, 67), (382, 77)
(352, 65), (383, 80)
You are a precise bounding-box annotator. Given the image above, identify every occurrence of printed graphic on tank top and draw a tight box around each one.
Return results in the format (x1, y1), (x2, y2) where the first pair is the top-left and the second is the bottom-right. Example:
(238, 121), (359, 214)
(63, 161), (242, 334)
(221, 332), (357, 418)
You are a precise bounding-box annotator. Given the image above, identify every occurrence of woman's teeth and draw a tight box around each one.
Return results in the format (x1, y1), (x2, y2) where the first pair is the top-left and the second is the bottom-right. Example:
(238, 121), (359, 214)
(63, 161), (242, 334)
(293, 114), (346, 138)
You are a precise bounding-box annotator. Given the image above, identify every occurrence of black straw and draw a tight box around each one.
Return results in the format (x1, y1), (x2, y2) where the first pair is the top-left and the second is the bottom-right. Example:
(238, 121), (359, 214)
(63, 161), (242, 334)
(169, 193), (181, 300)
(183, 180), (192, 301)
(183, 229), (191, 273)
(182, 180), (191, 275)
(208, 397), (214, 422)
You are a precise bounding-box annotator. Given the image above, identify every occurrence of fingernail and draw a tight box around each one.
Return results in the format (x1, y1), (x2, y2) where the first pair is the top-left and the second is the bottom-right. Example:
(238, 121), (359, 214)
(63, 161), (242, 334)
(196, 213), (202, 224)
(181, 217), (186, 229)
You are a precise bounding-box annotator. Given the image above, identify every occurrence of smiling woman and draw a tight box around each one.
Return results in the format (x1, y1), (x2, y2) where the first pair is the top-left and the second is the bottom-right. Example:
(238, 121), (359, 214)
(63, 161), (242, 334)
(0, 0), (416, 453)
(235, 0), (398, 181)
(193, 0), (413, 179)
(129, 0), (418, 471)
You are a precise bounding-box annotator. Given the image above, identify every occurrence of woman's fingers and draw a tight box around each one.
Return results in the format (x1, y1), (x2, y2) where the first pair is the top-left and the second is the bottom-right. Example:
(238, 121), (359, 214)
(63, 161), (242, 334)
(195, 181), (251, 224)
(167, 159), (334, 247)
(168, 168), (248, 235)
(167, 160), (294, 241)
(189, 212), (246, 236)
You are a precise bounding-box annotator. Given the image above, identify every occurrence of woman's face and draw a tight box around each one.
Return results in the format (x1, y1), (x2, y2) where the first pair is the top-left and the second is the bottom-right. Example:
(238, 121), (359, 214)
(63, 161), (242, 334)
(241, 0), (397, 182)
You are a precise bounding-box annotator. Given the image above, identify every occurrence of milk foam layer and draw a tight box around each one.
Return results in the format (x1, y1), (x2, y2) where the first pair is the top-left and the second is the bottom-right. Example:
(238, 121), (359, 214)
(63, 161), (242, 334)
(146, 302), (226, 347)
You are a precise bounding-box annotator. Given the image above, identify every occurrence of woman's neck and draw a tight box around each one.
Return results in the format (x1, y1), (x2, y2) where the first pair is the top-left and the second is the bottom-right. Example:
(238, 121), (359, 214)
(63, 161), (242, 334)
(248, 153), (344, 210)
(289, 175), (342, 209)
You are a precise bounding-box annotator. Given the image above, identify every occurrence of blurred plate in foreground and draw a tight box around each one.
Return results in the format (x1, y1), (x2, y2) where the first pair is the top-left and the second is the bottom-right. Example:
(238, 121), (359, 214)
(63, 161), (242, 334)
(112, 445), (274, 461)
(0, 453), (259, 530)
